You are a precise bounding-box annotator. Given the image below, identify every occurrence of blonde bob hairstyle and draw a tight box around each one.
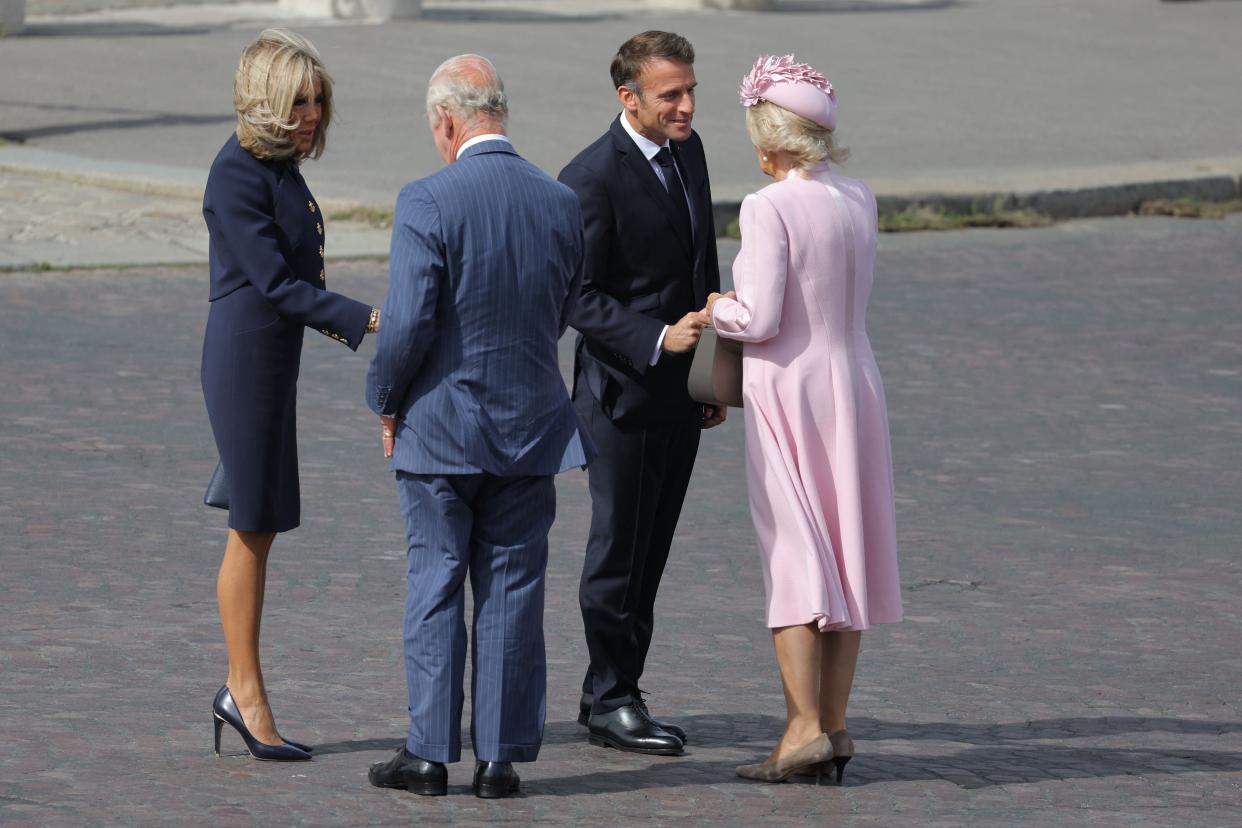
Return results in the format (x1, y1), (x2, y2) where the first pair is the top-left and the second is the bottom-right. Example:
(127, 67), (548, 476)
(745, 100), (849, 170)
(234, 29), (333, 162)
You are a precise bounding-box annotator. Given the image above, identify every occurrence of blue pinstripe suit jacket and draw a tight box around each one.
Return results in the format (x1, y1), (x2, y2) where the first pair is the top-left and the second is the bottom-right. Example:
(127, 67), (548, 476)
(366, 140), (594, 476)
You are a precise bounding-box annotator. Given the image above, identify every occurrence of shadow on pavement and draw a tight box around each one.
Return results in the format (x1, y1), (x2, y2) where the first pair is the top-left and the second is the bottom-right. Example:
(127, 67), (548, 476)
(20, 21), (220, 36)
(541, 715), (788, 747)
(3, 113), (235, 142)
(309, 736), (406, 755)
(0, 98), (192, 116)
(528, 760), (746, 796)
(420, 10), (617, 22)
(850, 715), (1242, 743)
(776, 0), (959, 12)
(525, 745), (1242, 794)
(839, 744), (1242, 790)
(530, 714), (1242, 792)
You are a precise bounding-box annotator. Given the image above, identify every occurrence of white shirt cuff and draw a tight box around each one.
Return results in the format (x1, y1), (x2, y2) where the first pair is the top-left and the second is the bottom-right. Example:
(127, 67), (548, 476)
(650, 325), (669, 366)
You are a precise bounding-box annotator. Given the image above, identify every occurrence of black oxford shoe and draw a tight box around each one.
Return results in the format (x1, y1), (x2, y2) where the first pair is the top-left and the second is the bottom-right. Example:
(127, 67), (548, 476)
(368, 748), (447, 796)
(587, 703), (684, 755)
(473, 760), (520, 798)
(579, 692), (688, 744)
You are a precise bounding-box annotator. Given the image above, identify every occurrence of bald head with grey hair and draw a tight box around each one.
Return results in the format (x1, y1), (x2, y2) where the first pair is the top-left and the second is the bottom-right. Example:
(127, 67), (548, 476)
(426, 54), (508, 128)
(425, 54), (510, 164)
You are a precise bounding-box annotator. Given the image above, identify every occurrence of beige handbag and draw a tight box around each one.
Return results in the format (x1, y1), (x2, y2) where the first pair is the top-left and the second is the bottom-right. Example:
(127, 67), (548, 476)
(687, 327), (744, 408)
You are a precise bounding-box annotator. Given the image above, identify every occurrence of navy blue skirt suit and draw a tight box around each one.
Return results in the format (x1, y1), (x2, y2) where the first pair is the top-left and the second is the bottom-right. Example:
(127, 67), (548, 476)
(201, 134), (371, 533)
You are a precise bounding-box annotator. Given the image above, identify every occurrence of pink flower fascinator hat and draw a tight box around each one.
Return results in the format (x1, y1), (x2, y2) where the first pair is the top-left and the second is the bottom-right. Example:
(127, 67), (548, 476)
(739, 54), (837, 131)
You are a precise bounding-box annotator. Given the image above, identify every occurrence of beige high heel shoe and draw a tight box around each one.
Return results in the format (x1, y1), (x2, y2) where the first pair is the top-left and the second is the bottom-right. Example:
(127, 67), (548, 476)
(735, 733), (833, 784)
(797, 728), (855, 783)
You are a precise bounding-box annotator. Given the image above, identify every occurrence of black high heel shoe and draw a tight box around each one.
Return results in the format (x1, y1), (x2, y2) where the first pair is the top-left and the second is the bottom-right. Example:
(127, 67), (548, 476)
(828, 729), (854, 784)
(796, 728), (854, 783)
(212, 686), (311, 762)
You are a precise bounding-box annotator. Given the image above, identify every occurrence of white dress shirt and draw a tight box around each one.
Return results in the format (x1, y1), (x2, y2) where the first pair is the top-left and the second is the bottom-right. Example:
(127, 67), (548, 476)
(455, 133), (512, 158)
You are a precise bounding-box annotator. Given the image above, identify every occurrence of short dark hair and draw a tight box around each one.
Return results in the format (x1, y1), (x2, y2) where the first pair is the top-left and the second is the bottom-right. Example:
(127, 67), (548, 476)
(610, 31), (695, 93)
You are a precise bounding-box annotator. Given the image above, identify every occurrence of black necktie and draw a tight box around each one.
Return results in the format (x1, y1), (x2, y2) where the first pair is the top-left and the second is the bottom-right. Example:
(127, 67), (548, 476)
(654, 146), (693, 241)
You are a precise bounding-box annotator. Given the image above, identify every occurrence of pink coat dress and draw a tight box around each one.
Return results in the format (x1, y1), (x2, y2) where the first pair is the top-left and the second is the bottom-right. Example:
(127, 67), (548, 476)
(711, 165), (902, 631)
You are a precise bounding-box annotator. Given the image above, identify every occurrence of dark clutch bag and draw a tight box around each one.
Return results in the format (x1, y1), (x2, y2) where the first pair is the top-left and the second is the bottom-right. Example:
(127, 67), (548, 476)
(687, 327), (744, 409)
(204, 460), (229, 510)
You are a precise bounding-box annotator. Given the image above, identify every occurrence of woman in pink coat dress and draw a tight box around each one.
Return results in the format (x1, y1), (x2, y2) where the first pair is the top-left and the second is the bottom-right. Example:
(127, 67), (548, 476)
(708, 56), (902, 784)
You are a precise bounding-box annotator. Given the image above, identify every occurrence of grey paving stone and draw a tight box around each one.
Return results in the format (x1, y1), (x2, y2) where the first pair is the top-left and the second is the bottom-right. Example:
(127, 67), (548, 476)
(1, 214), (1241, 824)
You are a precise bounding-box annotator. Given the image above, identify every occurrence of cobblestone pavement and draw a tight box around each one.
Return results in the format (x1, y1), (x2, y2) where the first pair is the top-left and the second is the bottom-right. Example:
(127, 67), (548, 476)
(2, 215), (1241, 825)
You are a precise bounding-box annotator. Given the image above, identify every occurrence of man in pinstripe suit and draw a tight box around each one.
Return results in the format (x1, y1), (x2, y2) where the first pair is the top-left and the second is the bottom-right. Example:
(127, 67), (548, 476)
(364, 55), (594, 799)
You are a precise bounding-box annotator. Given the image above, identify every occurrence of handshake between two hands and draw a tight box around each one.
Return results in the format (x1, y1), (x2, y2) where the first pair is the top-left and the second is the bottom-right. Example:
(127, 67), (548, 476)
(376, 290), (741, 455)
(661, 290), (737, 355)
(662, 289), (738, 431)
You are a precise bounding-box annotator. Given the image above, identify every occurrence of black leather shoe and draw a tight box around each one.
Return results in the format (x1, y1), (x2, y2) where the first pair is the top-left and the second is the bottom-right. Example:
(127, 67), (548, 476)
(579, 692), (687, 744)
(368, 748), (447, 796)
(587, 704), (684, 755)
(473, 760), (520, 798)
(636, 697), (688, 745)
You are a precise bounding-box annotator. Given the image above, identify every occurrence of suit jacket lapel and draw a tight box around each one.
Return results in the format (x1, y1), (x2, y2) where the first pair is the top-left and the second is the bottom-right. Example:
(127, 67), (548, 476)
(673, 141), (710, 306)
(610, 120), (694, 258)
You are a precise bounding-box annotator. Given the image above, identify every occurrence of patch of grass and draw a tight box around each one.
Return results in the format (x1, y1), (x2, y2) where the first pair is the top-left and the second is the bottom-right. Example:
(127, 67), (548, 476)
(327, 204), (393, 229)
(0, 262), (54, 274)
(878, 206), (1053, 233)
(723, 206), (1053, 238)
(1, 260), (211, 275)
(1137, 198), (1242, 219)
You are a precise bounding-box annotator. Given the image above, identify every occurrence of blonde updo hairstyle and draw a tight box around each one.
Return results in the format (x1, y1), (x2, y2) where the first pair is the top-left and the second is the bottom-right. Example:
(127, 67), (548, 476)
(234, 28), (333, 162)
(746, 100), (849, 170)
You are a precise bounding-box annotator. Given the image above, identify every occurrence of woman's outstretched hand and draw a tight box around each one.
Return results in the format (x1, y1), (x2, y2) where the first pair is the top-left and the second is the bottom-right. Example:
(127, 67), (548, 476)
(704, 290), (737, 318)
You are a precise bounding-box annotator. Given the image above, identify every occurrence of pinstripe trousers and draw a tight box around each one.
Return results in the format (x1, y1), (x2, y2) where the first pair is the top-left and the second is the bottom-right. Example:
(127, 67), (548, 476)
(396, 471), (554, 763)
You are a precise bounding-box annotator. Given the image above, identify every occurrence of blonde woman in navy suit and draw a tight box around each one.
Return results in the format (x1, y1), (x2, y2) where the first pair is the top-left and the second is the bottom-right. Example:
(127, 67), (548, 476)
(201, 29), (378, 761)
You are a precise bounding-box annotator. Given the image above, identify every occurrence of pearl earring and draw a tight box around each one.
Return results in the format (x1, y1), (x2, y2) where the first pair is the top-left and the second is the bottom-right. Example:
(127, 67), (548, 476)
(762, 155), (769, 162)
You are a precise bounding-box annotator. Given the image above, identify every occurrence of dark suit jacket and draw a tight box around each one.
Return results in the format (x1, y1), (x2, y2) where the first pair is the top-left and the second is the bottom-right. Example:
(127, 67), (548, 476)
(366, 139), (594, 476)
(558, 117), (719, 428)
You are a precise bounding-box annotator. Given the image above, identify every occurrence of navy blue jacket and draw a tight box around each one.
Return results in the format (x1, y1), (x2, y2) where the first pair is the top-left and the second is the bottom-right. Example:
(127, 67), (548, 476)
(203, 134), (370, 348)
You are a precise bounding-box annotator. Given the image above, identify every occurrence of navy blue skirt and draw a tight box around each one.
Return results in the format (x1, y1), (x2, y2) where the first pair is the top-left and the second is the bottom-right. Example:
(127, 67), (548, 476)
(202, 285), (304, 533)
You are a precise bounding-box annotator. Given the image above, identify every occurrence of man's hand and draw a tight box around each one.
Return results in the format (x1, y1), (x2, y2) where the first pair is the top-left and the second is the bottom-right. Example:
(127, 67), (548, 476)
(380, 415), (397, 459)
(662, 311), (709, 354)
(701, 404), (727, 429)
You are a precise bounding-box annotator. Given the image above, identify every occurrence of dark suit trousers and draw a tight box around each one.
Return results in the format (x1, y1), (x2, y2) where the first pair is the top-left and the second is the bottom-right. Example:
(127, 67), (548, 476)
(574, 384), (701, 714)
(396, 471), (554, 763)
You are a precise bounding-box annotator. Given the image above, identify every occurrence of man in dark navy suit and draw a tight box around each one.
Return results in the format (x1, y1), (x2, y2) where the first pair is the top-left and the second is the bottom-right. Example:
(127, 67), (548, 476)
(365, 54), (593, 798)
(559, 31), (724, 756)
